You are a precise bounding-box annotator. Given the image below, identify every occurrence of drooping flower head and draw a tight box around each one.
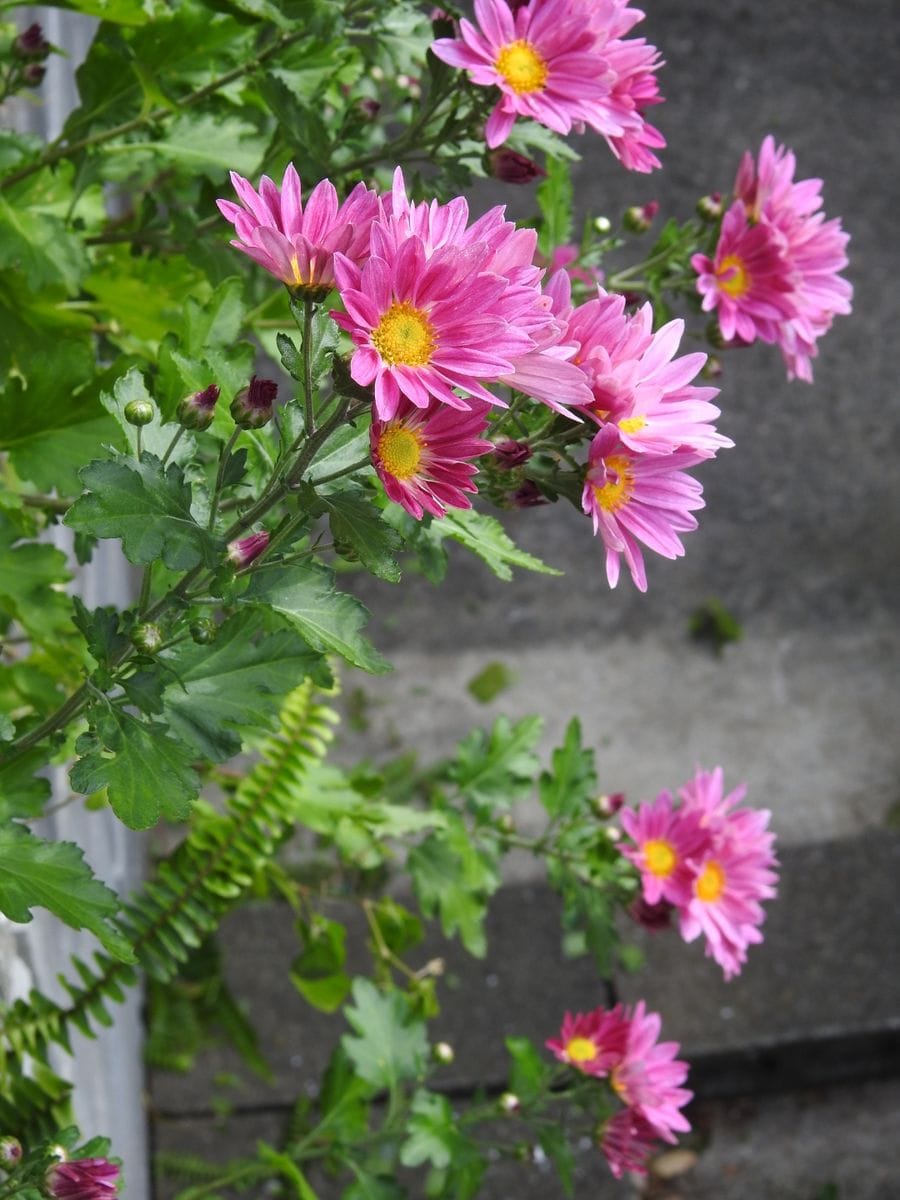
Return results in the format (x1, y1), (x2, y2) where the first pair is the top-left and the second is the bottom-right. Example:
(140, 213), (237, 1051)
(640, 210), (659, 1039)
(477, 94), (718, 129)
(45, 1158), (120, 1200)
(431, 0), (622, 149)
(546, 1005), (629, 1076)
(620, 790), (709, 906)
(610, 1002), (692, 1144)
(600, 1108), (659, 1178)
(691, 201), (796, 345)
(582, 425), (706, 591)
(227, 530), (270, 569)
(370, 396), (491, 519)
(217, 164), (379, 296)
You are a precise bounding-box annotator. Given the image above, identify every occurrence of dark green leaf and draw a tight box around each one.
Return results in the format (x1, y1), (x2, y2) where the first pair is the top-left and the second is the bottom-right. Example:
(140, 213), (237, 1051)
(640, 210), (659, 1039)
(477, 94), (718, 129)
(449, 715), (543, 807)
(0, 197), (88, 292)
(0, 748), (52, 820)
(466, 660), (515, 704)
(241, 563), (390, 674)
(408, 817), (500, 957)
(506, 1036), (551, 1104)
(437, 509), (561, 580)
(323, 490), (401, 582)
(290, 917), (351, 1013)
(71, 598), (130, 673)
(0, 823), (134, 962)
(65, 454), (220, 570)
(70, 708), (198, 829)
(538, 718), (596, 820)
(342, 978), (428, 1091)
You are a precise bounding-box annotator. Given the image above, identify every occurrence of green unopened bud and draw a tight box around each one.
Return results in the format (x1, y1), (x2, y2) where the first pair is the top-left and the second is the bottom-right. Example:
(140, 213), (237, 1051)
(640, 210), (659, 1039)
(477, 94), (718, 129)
(47, 1145), (67, 1163)
(177, 383), (220, 431)
(230, 376), (277, 429)
(497, 814), (515, 834)
(702, 355), (723, 380)
(0, 1136), (23, 1167)
(499, 1092), (520, 1115)
(592, 215), (612, 234)
(432, 1041), (455, 1065)
(622, 201), (659, 234)
(124, 399), (155, 427)
(189, 617), (217, 644)
(696, 192), (723, 222)
(132, 622), (163, 655)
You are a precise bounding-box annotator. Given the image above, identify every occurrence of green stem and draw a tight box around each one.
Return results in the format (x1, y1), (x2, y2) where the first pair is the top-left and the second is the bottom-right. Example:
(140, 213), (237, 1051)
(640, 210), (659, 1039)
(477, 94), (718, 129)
(208, 428), (241, 531)
(137, 563), (153, 616)
(19, 493), (73, 514)
(0, 29), (309, 192)
(308, 456), (370, 487)
(160, 425), (185, 467)
(302, 298), (315, 437)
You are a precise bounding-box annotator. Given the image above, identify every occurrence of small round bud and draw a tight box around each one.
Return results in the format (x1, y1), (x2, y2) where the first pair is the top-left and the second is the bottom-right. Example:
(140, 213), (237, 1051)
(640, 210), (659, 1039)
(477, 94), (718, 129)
(509, 480), (547, 509)
(14, 23), (50, 59)
(47, 1146), (68, 1163)
(132, 622), (163, 655)
(701, 355), (723, 380)
(499, 1092), (520, 1115)
(622, 201), (659, 234)
(430, 7), (454, 37)
(595, 791), (625, 818)
(628, 896), (673, 932)
(124, 399), (154, 427)
(356, 97), (380, 120)
(488, 148), (546, 185)
(177, 383), (219, 431)
(492, 440), (531, 470)
(605, 825), (622, 843)
(432, 1041), (455, 1064)
(0, 1136), (23, 1167)
(226, 530), (270, 570)
(189, 617), (217, 644)
(497, 814), (515, 834)
(23, 62), (46, 87)
(696, 191), (723, 222)
(230, 376), (277, 430)
(423, 957), (445, 977)
(592, 215), (612, 234)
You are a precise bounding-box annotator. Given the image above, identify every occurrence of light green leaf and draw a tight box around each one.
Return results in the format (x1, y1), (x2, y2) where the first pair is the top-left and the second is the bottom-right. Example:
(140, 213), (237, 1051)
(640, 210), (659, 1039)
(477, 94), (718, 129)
(449, 715), (543, 807)
(408, 816), (500, 957)
(537, 156), (574, 258)
(400, 1090), (458, 1170)
(0, 748), (52, 820)
(100, 366), (194, 462)
(342, 978), (428, 1091)
(241, 564), (390, 674)
(0, 822), (134, 962)
(161, 611), (328, 762)
(290, 917), (351, 1013)
(65, 454), (220, 570)
(70, 708), (198, 830)
(0, 513), (74, 644)
(437, 509), (561, 580)
(111, 112), (261, 180)
(538, 718), (596, 820)
(0, 197), (88, 292)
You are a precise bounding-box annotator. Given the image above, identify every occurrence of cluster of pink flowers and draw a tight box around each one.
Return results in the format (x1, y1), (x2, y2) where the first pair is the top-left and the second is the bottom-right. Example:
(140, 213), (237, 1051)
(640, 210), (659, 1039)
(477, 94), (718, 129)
(620, 767), (779, 980)
(693, 136), (852, 381)
(431, 0), (665, 170)
(547, 271), (731, 590)
(547, 1001), (691, 1177)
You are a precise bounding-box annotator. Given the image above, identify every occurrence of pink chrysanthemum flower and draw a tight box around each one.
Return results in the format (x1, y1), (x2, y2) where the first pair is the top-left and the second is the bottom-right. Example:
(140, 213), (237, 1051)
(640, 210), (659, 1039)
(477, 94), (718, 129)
(691, 201), (796, 345)
(678, 764), (748, 833)
(45, 1158), (120, 1200)
(582, 425), (706, 591)
(598, 35), (666, 173)
(332, 237), (537, 421)
(567, 290), (732, 457)
(620, 790), (709, 906)
(546, 1005), (629, 1076)
(733, 136), (852, 382)
(431, 0), (618, 149)
(679, 805), (779, 981)
(370, 396), (491, 520)
(610, 1002), (692, 1143)
(600, 1108), (659, 1178)
(217, 164), (379, 295)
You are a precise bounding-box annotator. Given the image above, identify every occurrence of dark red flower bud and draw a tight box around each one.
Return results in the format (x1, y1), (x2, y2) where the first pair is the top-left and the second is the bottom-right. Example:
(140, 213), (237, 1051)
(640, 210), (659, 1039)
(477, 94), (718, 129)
(23, 62), (46, 87)
(227, 530), (269, 569)
(357, 97), (381, 119)
(596, 791), (625, 817)
(510, 480), (547, 508)
(230, 376), (277, 429)
(488, 148), (546, 185)
(177, 383), (219, 431)
(492, 439), (532, 469)
(628, 896), (674, 932)
(622, 201), (659, 234)
(14, 23), (50, 59)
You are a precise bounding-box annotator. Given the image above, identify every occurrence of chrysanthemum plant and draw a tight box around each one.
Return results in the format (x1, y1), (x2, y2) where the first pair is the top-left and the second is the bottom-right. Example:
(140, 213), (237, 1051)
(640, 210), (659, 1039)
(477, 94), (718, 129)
(0, 0), (849, 1194)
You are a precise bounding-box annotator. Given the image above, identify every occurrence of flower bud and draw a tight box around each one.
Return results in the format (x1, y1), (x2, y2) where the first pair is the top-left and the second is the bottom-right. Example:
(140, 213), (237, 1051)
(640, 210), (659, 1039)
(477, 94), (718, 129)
(429, 7), (454, 36)
(14, 23), (50, 59)
(44, 1157), (120, 1200)
(592, 215), (612, 234)
(432, 1041), (455, 1064)
(701, 354), (723, 380)
(132, 622), (163, 655)
(492, 440), (531, 469)
(705, 318), (728, 350)
(622, 201), (659, 234)
(230, 376), (277, 429)
(177, 383), (219, 431)
(628, 896), (674, 932)
(499, 1092), (520, 1114)
(488, 149), (546, 185)
(497, 813), (515, 834)
(189, 617), (217, 644)
(227, 530), (269, 569)
(23, 62), (46, 87)
(595, 792), (625, 818)
(510, 480), (547, 508)
(124, 399), (154, 427)
(0, 1136), (23, 1167)
(696, 191), (723, 222)
(356, 97), (380, 120)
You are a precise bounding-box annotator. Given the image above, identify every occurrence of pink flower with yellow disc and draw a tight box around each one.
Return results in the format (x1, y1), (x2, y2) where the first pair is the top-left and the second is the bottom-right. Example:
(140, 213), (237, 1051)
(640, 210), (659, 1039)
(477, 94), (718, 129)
(545, 1006), (629, 1077)
(619, 790), (708, 906)
(369, 397), (491, 520)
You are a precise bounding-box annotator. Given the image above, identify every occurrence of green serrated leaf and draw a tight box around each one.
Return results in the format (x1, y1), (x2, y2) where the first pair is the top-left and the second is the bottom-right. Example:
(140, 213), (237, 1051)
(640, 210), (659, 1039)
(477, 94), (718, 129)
(100, 367), (193, 462)
(290, 917), (351, 1013)
(323, 490), (400, 581)
(437, 509), (560, 580)
(160, 611), (327, 762)
(0, 197), (88, 292)
(70, 708), (198, 830)
(0, 823), (134, 962)
(538, 718), (597, 820)
(400, 1090), (457, 1170)
(536, 156), (574, 258)
(71, 597), (130, 673)
(407, 818), (500, 957)
(241, 563), (390, 674)
(0, 747), (52, 820)
(450, 715), (543, 807)
(65, 453), (220, 570)
(342, 978), (428, 1091)
(505, 1036), (551, 1104)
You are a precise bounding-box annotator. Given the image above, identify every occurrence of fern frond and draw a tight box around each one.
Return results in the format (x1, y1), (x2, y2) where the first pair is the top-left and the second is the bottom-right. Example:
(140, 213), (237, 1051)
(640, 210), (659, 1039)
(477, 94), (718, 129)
(0, 681), (339, 1132)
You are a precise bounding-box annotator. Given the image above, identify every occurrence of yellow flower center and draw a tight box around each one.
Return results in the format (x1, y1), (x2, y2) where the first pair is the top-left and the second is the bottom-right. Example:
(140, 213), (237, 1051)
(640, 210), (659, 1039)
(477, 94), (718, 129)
(565, 1037), (598, 1064)
(593, 454), (635, 513)
(371, 302), (436, 367)
(376, 425), (424, 481)
(643, 838), (677, 878)
(716, 253), (751, 298)
(618, 415), (647, 434)
(695, 859), (726, 903)
(495, 39), (548, 95)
